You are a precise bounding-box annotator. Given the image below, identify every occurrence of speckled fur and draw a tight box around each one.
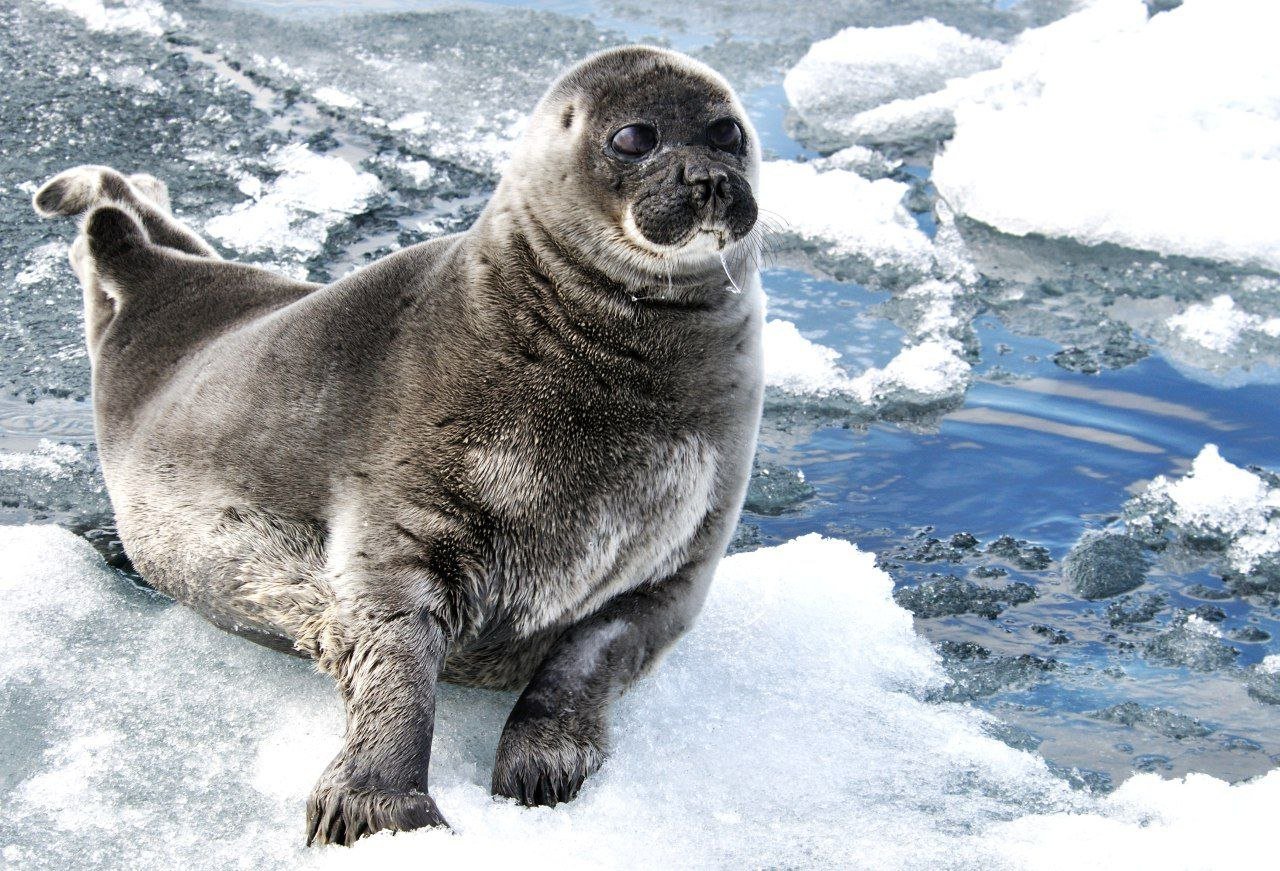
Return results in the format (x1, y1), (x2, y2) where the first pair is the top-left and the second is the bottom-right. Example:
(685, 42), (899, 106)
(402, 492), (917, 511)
(33, 46), (764, 845)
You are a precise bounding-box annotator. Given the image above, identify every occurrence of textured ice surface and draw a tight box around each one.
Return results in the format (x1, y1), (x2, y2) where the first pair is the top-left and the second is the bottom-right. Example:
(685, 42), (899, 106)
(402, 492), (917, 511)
(1165, 295), (1280, 355)
(784, 19), (1006, 149)
(932, 0), (1280, 271)
(37, 0), (181, 36)
(758, 159), (935, 279)
(4, 525), (1279, 869)
(205, 143), (382, 259)
(1063, 533), (1147, 600)
(1126, 444), (1280, 577)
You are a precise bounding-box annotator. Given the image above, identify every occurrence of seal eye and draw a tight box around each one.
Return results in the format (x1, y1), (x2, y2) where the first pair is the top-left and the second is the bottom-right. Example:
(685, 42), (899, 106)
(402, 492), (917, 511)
(610, 124), (658, 159)
(707, 118), (743, 153)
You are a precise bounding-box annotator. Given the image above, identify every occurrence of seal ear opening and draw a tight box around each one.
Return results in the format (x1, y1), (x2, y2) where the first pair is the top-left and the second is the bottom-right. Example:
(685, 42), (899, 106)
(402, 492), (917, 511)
(561, 104), (576, 130)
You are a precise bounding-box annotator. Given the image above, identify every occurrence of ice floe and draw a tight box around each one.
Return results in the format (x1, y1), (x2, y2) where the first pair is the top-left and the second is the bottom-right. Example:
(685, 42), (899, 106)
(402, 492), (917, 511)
(757, 159), (935, 281)
(1126, 444), (1280, 577)
(0, 440), (80, 479)
(2, 525), (1278, 868)
(931, 0), (1280, 271)
(37, 0), (181, 36)
(784, 18), (1006, 149)
(1165, 295), (1280, 355)
(205, 144), (381, 259)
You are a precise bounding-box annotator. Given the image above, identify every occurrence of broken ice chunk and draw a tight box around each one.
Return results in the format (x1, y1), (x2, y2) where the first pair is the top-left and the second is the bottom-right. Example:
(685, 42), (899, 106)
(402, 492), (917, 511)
(783, 19), (1006, 150)
(1064, 534), (1147, 600)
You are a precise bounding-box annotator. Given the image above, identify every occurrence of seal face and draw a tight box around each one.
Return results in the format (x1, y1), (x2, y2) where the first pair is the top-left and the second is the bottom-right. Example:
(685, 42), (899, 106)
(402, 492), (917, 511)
(32, 45), (764, 846)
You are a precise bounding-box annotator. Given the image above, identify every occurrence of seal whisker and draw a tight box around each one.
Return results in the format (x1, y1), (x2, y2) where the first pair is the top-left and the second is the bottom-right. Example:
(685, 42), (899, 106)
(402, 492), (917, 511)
(719, 252), (742, 294)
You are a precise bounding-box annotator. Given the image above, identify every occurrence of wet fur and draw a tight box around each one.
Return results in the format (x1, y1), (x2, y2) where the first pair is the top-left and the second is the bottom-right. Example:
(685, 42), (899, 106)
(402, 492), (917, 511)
(33, 47), (763, 845)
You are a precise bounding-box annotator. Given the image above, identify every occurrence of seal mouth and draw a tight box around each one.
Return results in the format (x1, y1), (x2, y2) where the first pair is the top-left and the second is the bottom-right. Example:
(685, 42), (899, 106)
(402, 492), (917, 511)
(620, 205), (743, 261)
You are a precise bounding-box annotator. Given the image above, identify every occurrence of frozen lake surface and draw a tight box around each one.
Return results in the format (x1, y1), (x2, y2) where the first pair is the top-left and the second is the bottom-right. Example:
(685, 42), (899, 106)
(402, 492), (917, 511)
(1, 0), (1277, 867)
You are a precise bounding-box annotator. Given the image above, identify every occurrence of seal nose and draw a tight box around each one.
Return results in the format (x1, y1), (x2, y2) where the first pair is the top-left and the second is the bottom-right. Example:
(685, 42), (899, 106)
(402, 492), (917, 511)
(683, 161), (731, 213)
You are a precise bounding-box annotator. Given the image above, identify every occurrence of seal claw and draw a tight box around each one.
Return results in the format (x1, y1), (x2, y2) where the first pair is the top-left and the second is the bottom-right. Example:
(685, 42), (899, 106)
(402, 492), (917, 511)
(491, 716), (606, 808)
(305, 784), (448, 847)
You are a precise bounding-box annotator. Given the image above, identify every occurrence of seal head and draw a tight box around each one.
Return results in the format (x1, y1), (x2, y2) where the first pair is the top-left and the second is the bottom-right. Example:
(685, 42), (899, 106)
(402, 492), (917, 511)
(498, 46), (760, 286)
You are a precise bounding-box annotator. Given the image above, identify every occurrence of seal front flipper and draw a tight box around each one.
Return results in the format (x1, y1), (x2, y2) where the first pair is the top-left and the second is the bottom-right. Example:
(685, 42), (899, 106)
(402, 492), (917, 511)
(306, 606), (452, 846)
(491, 558), (715, 808)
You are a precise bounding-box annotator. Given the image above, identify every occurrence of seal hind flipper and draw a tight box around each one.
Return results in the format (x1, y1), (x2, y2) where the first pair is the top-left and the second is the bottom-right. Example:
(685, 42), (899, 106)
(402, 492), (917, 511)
(34, 164), (220, 258)
(84, 205), (149, 268)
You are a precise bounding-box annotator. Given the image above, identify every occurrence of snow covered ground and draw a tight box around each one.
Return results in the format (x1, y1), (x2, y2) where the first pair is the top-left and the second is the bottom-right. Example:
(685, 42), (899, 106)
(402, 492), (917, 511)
(2, 525), (1276, 870)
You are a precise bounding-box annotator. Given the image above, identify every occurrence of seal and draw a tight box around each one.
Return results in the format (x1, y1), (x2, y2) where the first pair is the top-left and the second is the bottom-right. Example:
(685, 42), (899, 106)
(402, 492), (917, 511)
(33, 44), (763, 845)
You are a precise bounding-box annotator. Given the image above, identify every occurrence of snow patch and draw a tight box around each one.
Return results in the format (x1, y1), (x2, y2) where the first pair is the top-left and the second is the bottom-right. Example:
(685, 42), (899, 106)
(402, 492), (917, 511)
(313, 87), (361, 110)
(931, 0), (1280, 271)
(14, 243), (67, 288)
(1, 525), (1277, 868)
(758, 160), (934, 274)
(205, 144), (381, 258)
(38, 0), (182, 36)
(784, 19), (1005, 145)
(0, 441), (82, 480)
(1130, 444), (1280, 574)
(762, 277), (971, 407)
(1166, 295), (1277, 354)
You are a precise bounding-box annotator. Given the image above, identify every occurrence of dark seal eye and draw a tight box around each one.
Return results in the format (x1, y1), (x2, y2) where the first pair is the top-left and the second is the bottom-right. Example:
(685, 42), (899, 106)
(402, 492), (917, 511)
(610, 124), (658, 159)
(707, 118), (743, 153)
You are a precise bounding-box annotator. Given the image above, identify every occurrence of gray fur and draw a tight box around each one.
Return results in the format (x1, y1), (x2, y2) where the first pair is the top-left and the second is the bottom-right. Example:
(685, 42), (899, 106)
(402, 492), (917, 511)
(33, 45), (763, 845)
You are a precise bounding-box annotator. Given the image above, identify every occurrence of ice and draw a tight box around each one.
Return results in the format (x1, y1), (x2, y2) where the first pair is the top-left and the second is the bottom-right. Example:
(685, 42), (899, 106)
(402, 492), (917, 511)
(1063, 533), (1147, 600)
(205, 144), (381, 259)
(1105, 592), (1167, 628)
(761, 318), (971, 414)
(0, 440), (80, 479)
(167, 3), (611, 177)
(1087, 702), (1213, 741)
(930, 641), (1055, 702)
(758, 159), (935, 279)
(312, 87), (361, 110)
(37, 0), (181, 36)
(1126, 444), (1280, 577)
(894, 575), (1036, 620)
(1166, 295), (1280, 355)
(742, 460), (814, 517)
(760, 274), (972, 416)
(988, 769), (1280, 871)
(1143, 621), (1240, 672)
(931, 0), (1280, 271)
(985, 535), (1051, 571)
(783, 19), (1006, 149)
(5, 523), (1278, 867)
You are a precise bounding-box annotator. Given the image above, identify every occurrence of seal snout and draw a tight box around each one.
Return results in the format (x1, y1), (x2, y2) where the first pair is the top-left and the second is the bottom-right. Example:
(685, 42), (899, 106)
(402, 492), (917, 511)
(684, 160), (732, 216)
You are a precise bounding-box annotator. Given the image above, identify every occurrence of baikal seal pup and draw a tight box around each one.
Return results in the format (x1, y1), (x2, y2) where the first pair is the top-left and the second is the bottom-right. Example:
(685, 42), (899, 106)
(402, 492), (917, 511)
(33, 45), (763, 846)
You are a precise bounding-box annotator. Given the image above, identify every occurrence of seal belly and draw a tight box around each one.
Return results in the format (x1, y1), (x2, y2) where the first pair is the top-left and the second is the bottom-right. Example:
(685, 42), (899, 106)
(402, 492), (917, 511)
(467, 430), (717, 647)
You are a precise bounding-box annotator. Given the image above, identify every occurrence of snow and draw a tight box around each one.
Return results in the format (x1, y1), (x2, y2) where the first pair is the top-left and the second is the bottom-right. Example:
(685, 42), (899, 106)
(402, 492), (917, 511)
(1133, 444), (1280, 574)
(37, 0), (181, 36)
(931, 0), (1280, 271)
(205, 144), (381, 258)
(0, 440), (81, 479)
(1183, 614), (1222, 638)
(761, 276), (971, 408)
(784, 19), (1005, 146)
(2, 524), (1277, 868)
(760, 317), (850, 395)
(14, 243), (66, 288)
(757, 160), (935, 275)
(313, 87), (361, 110)
(1166, 295), (1278, 355)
